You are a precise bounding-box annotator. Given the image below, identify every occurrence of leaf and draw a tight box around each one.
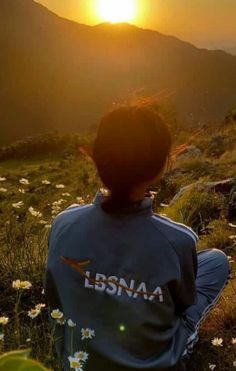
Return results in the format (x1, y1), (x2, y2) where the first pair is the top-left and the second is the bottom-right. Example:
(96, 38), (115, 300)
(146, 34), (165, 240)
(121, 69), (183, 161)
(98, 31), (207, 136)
(0, 350), (31, 363)
(0, 351), (50, 371)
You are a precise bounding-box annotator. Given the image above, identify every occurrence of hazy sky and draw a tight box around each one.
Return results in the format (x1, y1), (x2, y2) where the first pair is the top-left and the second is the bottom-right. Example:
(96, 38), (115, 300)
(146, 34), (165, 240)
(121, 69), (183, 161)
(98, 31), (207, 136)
(36, 0), (236, 49)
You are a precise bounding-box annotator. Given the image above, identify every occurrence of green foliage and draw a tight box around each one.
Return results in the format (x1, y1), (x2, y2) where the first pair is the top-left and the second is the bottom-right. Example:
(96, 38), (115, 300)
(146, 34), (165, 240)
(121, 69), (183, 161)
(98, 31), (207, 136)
(180, 157), (214, 178)
(195, 119), (236, 159)
(0, 350), (49, 370)
(165, 187), (224, 232)
(0, 132), (92, 162)
(198, 219), (235, 252)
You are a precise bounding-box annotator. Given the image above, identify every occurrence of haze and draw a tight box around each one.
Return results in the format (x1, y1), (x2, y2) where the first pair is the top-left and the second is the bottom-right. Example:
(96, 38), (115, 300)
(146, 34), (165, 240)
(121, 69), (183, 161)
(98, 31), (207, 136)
(36, 0), (236, 49)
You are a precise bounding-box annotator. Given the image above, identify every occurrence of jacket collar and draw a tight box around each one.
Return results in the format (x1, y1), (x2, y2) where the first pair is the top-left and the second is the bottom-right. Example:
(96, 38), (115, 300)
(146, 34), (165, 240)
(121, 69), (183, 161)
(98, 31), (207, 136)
(93, 189), (154, 216)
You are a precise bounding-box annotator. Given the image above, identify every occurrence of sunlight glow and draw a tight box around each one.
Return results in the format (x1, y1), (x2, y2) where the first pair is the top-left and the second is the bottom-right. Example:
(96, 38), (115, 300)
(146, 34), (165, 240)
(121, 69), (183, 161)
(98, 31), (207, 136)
(97, 0), (137, 24)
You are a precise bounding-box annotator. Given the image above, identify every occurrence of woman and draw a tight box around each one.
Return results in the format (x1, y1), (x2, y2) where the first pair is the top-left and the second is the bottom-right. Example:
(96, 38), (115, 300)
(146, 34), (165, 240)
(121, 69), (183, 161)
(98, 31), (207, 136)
(45, 106), (230, 370)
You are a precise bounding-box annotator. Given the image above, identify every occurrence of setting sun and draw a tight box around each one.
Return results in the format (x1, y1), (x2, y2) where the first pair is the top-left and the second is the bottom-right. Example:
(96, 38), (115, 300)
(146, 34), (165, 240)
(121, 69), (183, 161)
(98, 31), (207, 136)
(97, 0), (137, 24)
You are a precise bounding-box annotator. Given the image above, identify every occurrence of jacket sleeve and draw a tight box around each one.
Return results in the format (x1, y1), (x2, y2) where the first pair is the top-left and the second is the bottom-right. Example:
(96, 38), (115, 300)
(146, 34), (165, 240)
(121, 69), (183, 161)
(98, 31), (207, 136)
(170, 233), (198, 315)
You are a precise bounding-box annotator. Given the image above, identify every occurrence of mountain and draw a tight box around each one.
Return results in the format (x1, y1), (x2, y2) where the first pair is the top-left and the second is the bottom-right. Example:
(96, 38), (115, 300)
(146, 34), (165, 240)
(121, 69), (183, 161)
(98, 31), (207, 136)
(227, 47), (236, 56)
(1, 0), (236, 145)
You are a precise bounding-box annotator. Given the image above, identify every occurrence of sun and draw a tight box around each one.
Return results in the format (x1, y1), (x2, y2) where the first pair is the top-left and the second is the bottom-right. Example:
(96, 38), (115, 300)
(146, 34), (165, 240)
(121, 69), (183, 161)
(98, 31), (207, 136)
(97, 0), (137, 24)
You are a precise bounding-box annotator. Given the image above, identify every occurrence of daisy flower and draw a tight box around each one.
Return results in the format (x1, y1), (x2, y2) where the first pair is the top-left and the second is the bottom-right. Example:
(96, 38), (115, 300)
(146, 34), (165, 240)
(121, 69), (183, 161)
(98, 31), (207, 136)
(0, 317), (9, 325)
(81, 328), (95, 340)
(19, 178), (30, 185)
(12, 280), (32, 290)
(56, 184), (65, 189)
(28, 207), (42, 218)
(74, 351), (89, 362)
(51, 309), (64, 320)
(28, 308), (41, 319)
(68, 356), (83, 371)
(211, 338), (223, 347)
(12, 201), (24, 209)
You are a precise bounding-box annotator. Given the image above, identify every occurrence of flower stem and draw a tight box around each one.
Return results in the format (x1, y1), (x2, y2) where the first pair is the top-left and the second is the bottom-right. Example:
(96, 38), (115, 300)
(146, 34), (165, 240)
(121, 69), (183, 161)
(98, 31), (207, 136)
(14, 291), (23, 347)
(70, 328), (74, 356)
(47, 321), (56, 363)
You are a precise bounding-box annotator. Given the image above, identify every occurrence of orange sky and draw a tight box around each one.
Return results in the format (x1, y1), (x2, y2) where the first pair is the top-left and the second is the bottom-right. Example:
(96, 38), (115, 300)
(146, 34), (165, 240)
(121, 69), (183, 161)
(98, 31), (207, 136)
(36, 0), (236, 49)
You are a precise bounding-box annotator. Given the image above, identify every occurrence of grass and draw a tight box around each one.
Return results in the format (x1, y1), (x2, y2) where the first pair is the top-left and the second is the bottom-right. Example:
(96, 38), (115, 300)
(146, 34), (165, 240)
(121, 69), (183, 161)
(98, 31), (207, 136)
(0, 153), (100, 370)
(163, 187), (224, 233)
(0, 122), (236, 370)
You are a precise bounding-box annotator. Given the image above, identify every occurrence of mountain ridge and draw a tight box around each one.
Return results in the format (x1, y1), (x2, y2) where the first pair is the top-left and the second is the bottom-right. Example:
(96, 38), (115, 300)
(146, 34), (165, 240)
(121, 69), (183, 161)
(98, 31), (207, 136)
(0, 0), (236, 144)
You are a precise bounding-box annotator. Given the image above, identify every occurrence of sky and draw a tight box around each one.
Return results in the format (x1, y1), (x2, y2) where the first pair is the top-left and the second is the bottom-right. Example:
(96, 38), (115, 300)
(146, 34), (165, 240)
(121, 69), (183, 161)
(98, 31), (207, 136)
(36, 0), (236, 49)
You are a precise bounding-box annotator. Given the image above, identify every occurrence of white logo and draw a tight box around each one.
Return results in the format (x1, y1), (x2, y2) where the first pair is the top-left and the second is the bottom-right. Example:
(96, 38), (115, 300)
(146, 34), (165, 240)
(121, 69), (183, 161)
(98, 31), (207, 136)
(84, 271), (164, 302)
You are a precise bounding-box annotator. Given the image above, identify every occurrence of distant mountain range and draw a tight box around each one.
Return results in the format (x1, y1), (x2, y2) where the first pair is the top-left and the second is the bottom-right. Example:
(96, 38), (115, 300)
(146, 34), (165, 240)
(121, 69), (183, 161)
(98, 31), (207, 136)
(1, 0), (236, 145)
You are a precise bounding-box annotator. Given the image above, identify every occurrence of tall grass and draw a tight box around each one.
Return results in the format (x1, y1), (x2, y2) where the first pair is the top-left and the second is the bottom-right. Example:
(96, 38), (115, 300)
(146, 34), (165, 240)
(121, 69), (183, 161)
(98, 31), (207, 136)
(0, 125), (236, 370)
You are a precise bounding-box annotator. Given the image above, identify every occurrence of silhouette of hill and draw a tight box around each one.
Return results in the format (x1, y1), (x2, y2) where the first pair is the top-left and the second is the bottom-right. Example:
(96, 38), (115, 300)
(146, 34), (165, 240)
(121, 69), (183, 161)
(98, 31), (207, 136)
(1, 0), (236, 144)
(227, 47), (236, 56)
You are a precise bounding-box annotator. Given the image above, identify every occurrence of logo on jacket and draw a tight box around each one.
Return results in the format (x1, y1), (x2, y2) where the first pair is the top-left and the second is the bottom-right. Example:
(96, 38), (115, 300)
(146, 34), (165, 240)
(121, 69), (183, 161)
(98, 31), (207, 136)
(61, 257), (164, 302)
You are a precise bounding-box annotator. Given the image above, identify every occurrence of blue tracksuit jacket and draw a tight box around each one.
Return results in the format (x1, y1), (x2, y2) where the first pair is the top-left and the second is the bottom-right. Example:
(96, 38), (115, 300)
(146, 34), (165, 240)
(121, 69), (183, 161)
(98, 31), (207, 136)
(45, 190), (199, 370)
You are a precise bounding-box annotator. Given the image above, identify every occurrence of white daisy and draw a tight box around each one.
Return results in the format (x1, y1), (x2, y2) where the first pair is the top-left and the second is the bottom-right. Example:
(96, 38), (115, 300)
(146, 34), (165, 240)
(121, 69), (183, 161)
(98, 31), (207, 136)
(56, 184), (65, 189)
(28, 207), (42, 218)
(19, 178), (30, 185)
(12, 201), (24, 209)
(211, 337), (223, 347)
(68, 356), (83, 371)
(28, 308), (41, 319)
(0, 317), (9, 325)
(51, 309), (63, 320)
(12, 280), (32, 290)
(74, 351), (89, 362)
(81, 328), (95, 340)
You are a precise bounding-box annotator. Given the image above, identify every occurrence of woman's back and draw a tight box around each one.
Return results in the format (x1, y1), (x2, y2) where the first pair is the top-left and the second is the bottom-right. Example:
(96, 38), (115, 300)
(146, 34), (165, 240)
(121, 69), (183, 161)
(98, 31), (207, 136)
(46, 190), (198, 370)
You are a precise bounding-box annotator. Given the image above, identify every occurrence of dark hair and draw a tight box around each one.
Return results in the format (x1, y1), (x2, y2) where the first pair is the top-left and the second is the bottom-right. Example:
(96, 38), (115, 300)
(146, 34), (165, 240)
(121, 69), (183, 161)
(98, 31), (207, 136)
(93, 105), (172, 213)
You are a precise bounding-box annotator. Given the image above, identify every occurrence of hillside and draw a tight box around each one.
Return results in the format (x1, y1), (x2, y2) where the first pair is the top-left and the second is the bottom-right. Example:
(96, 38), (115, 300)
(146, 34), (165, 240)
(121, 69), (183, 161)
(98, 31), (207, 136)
(1, 0), (236, 144)
(227, 47), (236, 56)
(0, 112), (235, 370)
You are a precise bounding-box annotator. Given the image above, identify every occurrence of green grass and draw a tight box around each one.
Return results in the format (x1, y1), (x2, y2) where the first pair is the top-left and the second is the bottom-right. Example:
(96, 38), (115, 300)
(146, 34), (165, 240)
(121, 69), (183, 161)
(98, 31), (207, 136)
(0, 123), (236, 370)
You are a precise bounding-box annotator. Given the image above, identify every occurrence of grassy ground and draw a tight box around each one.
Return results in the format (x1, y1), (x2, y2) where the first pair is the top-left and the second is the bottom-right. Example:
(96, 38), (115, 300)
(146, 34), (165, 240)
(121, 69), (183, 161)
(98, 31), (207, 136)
(0, 119), (235, 370)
